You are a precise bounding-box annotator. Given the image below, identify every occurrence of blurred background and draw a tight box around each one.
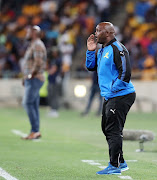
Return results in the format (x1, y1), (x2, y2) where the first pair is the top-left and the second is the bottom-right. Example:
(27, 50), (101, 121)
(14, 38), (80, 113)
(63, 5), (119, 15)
(0, 0), (157, 113)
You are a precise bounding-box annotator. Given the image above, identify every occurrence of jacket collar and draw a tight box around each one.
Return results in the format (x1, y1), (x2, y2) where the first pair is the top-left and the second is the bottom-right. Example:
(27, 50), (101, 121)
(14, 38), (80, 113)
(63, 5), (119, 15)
(102, 38), (117, 48)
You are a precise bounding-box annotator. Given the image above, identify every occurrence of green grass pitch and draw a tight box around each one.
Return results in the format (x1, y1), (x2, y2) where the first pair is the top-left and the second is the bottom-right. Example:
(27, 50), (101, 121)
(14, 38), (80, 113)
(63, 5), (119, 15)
(0, 107), (157, 180)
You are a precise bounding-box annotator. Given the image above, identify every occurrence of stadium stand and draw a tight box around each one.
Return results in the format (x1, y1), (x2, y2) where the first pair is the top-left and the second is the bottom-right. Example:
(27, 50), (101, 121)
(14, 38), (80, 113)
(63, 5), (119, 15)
(0, 0), (115, 78)
(121, 0), (157, 80)
(0, 0), (156, 80)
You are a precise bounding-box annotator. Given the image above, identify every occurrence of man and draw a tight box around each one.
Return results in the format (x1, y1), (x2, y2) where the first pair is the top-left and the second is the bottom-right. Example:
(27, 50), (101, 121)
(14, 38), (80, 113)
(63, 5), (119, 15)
(81, 71), (103, 116)
(22, 25), (47, 140)
(86, 22), (136, 175)
(47, 47), (62, 117)
(59, 34), (74, 108)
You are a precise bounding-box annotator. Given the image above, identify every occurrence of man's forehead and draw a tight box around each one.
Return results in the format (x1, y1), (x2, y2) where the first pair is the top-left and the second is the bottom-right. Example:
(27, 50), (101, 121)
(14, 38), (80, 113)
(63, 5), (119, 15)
(96, 22), (115, 33)
(96, 24), (105, 30)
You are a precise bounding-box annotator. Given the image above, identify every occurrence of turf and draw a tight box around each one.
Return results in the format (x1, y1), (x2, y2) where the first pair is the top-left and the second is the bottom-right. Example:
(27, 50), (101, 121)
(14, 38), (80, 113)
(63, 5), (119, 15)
(0, 107), (157, 180)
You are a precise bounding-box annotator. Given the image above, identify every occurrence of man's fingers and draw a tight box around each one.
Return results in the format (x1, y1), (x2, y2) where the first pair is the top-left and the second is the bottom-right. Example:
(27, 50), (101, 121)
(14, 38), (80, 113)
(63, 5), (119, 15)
(88, 34), (95, 40)
(87, 34), (95, 42)
(87, 34), (97, 51)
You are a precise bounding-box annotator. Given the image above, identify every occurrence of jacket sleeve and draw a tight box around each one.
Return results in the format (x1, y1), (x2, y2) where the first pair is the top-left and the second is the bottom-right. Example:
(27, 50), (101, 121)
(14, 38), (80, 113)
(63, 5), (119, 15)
(111, 44), (131, 92)
(86, 50), (97, 71)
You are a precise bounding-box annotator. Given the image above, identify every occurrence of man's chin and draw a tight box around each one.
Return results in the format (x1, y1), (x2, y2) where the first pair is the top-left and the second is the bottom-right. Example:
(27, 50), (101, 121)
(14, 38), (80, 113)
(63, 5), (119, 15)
(26, 37), (32, 41)
(97, 41), (103, 44)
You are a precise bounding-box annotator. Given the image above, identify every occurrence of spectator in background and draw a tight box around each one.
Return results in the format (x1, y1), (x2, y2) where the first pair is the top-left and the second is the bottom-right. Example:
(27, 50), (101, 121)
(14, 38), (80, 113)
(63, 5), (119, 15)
(93, 0), (110, 22)
(81, 71), (103, 116)
(141, 51), (156, 80)
(145, 3), (157, 23)
(2, 53), (20, 78)
(47, 47), (62, 117)
(0, 46), (7, 77)
(0, 0), (156, 80)
(139, 31), (151, 51)
(135, 0), (152, 22)
(122, 0), (157, 78)
(0, 0), (121, 79)
(148, 36), (157, 58)
(59, 32), (74, 108)
(22, 26), (47, 140)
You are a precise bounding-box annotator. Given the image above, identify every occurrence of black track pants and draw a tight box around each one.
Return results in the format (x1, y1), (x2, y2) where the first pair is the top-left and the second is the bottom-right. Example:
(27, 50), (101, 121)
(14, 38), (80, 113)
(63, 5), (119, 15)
(101, 92), (136, 167)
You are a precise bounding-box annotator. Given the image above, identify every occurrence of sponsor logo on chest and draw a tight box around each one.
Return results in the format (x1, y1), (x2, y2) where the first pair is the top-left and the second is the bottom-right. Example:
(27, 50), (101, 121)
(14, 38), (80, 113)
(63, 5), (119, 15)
(104, 52), (109, 59)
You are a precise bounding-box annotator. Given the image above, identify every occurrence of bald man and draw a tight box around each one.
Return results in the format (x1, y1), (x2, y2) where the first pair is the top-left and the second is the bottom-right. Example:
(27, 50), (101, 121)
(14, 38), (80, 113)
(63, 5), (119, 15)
(22, 26), (47, 140)
(86, 22), (136, 175)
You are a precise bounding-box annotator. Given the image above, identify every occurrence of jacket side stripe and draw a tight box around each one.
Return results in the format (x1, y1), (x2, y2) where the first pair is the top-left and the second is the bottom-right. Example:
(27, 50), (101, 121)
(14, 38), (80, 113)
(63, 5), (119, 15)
(121, 56), (126, 81)
(113, 41), (129, 82)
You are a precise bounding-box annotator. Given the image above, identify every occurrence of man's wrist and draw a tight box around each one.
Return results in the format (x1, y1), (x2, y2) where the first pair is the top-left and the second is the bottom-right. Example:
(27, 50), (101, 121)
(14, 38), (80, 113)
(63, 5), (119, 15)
(87, 49), (96, 51)
(28, 74), (32, 79)
(86, 50), (96, 53)
(31, 70), (38, 78)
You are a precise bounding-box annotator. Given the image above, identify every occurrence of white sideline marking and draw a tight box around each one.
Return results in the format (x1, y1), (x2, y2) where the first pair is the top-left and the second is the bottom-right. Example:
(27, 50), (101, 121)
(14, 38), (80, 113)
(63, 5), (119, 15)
(126, 160), (137, 162)
(0, 167), (18, 180)
(81, 160), (101, 166)
(89, 162), (101, 165)
(118, 176), (132, 180)
(32, 139), (41, 142)
(91, 160), (137, 163)
(81, 160), (94, 163)
(11, 130), (41, 142)
(82, 159), (137, 163)
(12, 129), (27, 137)
(82, 160), (133, 180)
(98, 166), (107, 169)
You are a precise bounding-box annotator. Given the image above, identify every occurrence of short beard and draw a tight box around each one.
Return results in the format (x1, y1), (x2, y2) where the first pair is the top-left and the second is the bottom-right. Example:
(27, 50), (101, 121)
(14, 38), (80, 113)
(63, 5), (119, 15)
(98, 38), (107, 45)
(26, 37), (32, 41)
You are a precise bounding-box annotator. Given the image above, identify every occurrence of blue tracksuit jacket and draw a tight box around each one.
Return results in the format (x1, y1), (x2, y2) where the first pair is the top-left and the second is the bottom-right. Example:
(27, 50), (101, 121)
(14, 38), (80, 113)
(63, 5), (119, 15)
(86, 38), (135, 100)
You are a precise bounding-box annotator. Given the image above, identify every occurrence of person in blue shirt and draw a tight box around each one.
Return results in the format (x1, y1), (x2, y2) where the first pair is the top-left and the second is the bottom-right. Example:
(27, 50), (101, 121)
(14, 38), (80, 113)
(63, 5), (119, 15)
(81, 71), (103, 116)
(86, 22), (136, 175)
(47, 47), (62, 117)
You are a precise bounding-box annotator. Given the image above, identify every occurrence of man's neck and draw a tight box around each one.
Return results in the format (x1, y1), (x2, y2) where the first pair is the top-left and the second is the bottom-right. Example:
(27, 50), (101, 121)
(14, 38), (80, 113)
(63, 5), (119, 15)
(31, 37), (39, 43)
(103, 36), (115, 47)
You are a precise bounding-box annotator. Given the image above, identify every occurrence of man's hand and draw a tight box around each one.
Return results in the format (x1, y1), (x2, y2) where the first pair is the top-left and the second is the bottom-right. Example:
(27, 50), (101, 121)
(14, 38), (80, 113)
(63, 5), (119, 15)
(87, 34), (97, 51)
(31, 71), (36, 78)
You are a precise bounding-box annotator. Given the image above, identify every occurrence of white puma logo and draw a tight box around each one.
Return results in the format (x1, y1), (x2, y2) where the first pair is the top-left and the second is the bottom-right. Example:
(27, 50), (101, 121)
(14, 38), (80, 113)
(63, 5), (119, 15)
(110, 109), (116, 114)
(120, 51), (124, 56)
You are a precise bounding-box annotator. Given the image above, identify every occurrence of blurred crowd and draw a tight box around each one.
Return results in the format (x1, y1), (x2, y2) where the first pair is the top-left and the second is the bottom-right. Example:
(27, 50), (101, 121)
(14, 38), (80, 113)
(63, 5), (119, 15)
(0, 0), (119, 78)
(0, 0), (156, 80)
(122, 0), (157, 80)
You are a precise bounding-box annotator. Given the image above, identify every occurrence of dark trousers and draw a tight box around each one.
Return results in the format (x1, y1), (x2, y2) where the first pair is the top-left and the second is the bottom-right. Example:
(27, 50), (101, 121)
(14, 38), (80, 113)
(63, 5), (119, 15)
(101, 92), (136, 167)
(48, 83), (60, 110)
(85, 84), (103, 114)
